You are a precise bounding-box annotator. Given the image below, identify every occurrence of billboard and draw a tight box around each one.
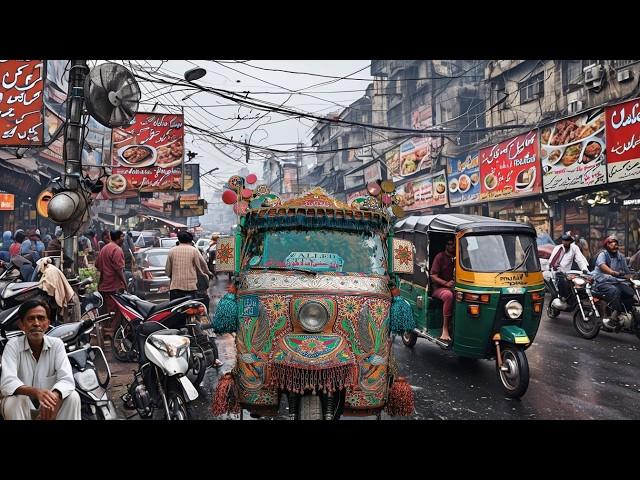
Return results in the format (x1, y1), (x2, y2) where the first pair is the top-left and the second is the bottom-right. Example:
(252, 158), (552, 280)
(605, 99), (640, 183)
(106, 113), (184, 198)
(540, 108), (606, 192)
(479, 130), (541, 201)
(394, 137), (442, 181)
(447, 151), (480, 206)
(395, 170), (447, 212)
(0, 60), (45, 146)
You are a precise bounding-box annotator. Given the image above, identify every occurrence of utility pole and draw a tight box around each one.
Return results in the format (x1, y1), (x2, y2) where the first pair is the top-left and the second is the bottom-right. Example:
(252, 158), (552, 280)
(62, 60), (89, 276)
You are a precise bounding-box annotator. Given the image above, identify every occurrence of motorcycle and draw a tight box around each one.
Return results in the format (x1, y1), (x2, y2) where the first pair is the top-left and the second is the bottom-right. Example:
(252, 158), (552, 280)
(544, 270), (595, 321)
(110, 292), (217, 388)
(121, 322), (198, 420)
(47, 313), (118, 420)
(573, 273), (640, 340)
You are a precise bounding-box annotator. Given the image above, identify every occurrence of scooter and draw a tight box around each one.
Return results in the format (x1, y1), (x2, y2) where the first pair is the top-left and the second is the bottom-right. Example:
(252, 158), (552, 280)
(121, 322), (198, 420)
(47, 313), (118, 420)
(574, 274), (640, 341)
(110, 292), (217, 387)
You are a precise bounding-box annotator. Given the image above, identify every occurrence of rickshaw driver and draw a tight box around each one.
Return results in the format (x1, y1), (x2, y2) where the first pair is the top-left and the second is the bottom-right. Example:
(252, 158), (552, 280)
(430, 237), (456, 344)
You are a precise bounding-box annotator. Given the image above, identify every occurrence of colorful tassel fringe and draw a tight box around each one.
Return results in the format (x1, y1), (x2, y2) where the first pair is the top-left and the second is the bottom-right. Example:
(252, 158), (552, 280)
(211, 373), (241, 416)
(213, 293), (238, 333)
(269, 364), (356, 394)
(385, 377), (414, 416)
(389, 296), (415, 334)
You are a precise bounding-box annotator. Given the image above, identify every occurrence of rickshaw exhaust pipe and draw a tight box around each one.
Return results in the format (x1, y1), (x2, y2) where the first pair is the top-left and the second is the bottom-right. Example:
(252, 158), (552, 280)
(413, 328), (450, 348)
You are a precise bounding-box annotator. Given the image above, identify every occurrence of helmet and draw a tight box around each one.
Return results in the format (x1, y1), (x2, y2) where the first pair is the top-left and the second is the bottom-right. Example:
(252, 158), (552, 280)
(603, 235), (618, 247)
(561, 233), (574, 242)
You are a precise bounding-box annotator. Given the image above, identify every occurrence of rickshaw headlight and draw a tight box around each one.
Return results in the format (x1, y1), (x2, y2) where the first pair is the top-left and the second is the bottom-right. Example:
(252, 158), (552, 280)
(504, 300), (523, 319)
(299, 301), (329, 333)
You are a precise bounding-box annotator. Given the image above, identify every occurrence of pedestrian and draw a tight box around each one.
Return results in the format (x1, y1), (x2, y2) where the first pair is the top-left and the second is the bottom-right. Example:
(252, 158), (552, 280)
(21, 230), (45, 263)
(95, 230), (127, 340)
(9, 230), (24, 259)
(0, 298), (81, 420)
(1, 230), (12, 252)
(87, 230), (99, 256)
(46, 227), (63, 256)
(122, 231), (136, 272)
(98, 230), (111, 251)
(165, 231), (212, 301)
(77, 233), (90, 268)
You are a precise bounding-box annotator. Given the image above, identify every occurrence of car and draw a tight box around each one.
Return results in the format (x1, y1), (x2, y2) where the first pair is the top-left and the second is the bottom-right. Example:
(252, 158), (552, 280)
(134, 230), (160, 249)
(195, 238), (210, 256)
(128, 247), (171, 300)
(158, 237), (179, 248)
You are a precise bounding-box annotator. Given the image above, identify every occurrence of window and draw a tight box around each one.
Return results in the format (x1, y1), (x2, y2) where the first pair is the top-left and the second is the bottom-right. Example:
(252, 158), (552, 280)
(612, 59), (638, 69)
(519, 72), (544, 103)
(387, 104), (403, 128)
(493, 78), (506, 110)
(563, 60), (599, 92)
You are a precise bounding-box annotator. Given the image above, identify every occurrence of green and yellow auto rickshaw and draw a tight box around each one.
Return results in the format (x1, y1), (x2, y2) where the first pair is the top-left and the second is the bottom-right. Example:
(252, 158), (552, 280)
(211, 185), (416, 420)
(395, 214), (545, 398)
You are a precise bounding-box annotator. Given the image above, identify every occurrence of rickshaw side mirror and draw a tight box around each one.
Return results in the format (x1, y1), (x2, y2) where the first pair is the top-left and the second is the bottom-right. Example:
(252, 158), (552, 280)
(215, 236), (236, 273)
(391, 238), (414, 274)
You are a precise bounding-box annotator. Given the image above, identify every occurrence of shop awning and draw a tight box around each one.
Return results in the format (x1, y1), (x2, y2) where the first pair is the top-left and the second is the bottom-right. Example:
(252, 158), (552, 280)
(142, 215), (187, 228)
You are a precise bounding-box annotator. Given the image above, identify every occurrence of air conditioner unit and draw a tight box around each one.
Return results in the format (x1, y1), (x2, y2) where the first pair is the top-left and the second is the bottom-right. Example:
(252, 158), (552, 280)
(617, 69), (633, 83)
(583, 64), (603, 87)
(568, 100), (583, 114)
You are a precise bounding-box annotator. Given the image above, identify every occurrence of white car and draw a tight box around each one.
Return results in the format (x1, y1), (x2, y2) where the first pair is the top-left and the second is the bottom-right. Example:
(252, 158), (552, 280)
(195, 238), (210, 256)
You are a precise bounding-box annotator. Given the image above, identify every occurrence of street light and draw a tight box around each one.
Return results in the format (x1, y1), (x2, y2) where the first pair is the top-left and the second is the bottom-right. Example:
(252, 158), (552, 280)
(184, 67), (207, 82)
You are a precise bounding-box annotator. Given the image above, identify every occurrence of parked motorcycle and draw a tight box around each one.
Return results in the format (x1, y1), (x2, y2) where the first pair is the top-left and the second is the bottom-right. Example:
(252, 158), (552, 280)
(110, 292), (217, 387)
(47, 313), (118, 420)
(573, 273), (640, 340)
(121, 322), (198, 420)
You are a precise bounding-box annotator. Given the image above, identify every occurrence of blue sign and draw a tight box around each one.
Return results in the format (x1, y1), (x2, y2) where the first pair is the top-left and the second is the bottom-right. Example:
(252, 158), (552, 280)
(242, 296), (260, 317)
(447, 152), (480, 206)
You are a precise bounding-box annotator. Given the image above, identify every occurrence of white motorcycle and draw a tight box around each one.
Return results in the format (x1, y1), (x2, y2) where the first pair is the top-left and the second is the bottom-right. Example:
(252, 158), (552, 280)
(123, 323), (199, 420)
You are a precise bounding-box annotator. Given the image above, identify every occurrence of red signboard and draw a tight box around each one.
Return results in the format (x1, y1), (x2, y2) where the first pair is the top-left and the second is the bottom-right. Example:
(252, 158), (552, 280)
(0, 193), (15, 210)
(0, 60), (45, 146)
(479, 130), (540, 201)
(105, 113), (184, 198)
(606, 98), (640, 183)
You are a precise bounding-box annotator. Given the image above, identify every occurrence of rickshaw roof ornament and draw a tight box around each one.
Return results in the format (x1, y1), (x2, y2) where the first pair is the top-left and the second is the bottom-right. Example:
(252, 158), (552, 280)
(280, 187), (351, 209)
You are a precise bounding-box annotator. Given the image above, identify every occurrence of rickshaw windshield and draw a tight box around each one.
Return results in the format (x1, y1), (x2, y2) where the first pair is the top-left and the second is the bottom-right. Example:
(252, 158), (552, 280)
(459, 234), (539, 272)
(243, 229), (386, 275)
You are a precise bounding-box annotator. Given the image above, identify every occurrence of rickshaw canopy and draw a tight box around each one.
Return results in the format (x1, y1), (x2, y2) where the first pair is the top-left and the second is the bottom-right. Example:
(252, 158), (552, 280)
(394, 214), (536, 236)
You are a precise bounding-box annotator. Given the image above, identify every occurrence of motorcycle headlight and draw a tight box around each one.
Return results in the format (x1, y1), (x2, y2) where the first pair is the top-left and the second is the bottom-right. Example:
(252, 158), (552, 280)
(572, 277), (586, 287)
(149, 335), (190, 358)
(74, 369), (99, 391)
(504, 300), (523, 319)
(298, 301), (329, 332)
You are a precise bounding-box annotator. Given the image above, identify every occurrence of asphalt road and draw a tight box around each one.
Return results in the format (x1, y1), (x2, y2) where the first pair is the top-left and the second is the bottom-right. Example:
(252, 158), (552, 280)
(106, 277), (640, 420)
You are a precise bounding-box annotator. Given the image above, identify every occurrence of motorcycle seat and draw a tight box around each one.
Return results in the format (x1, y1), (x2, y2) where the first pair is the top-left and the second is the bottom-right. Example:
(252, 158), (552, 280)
(130, 298), (156, 317)
(147, 297), (197, 317)
(6, 281), (39, 292)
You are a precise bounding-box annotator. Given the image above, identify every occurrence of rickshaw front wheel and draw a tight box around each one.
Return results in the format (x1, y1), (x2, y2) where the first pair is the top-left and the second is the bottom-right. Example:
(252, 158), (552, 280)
(402, 330), (417, 348)
(496, 346), (529, 398)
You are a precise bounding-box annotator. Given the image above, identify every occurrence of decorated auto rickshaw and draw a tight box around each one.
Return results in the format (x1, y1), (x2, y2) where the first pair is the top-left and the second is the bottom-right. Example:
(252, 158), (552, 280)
(211, 177), (417, 420)
(395, 214), (544, 398)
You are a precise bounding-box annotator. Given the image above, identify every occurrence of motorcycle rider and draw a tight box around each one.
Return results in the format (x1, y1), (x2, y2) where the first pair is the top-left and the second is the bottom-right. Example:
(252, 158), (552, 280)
(548, 233), (590, 301)
(591, 236), (635, 321)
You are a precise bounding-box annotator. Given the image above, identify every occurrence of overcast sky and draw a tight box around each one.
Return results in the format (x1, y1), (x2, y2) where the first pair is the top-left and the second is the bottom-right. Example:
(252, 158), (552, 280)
(122, 60), (372, 200)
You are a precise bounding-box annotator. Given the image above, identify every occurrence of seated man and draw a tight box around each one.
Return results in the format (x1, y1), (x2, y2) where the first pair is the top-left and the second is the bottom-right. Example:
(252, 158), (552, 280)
(549, 233), (590, 300)
(0, 299), (81, 420)
(591, 236), (635, 319)
(430, 238), (456, 344)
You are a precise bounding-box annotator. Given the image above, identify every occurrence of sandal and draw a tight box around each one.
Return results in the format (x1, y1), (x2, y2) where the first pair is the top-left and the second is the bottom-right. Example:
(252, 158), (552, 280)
(436, 336), (452, 345)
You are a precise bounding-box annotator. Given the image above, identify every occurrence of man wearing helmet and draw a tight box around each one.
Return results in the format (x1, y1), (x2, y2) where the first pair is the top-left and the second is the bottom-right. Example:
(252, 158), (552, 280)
(591, 236), (635, 316)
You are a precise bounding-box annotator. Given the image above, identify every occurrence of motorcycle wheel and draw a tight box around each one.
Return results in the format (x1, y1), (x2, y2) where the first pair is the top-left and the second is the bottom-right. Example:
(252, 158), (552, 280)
(298, 394), (322, 420)
(573, 308), (600, 339)
(633, 307), (640, 342)
(496, 346), (529, 399)
(154, 384), (191, 420)
(187, 346), (207, 388)
(113, 323), (136, 362)
(547, 304), (560, 319)
(401, 330), (417, 348)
